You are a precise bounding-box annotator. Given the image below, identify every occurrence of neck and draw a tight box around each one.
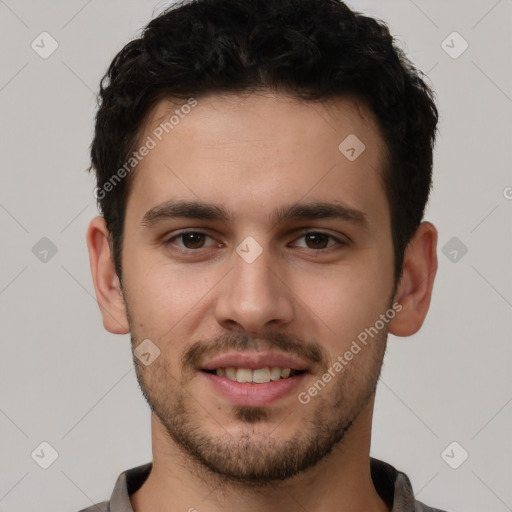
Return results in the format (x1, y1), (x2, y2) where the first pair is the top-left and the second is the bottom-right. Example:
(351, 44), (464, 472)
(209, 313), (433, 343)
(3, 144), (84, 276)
(130, 401), (390, 512)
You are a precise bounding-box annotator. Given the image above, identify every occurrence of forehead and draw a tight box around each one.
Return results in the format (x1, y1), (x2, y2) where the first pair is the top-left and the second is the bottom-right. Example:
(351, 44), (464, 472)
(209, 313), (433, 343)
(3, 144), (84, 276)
(126, 92), (389, 228)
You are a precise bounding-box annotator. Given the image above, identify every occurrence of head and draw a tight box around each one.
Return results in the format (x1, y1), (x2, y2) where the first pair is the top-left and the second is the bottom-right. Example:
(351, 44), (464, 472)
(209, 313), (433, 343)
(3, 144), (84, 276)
(87, 0), (438, 484)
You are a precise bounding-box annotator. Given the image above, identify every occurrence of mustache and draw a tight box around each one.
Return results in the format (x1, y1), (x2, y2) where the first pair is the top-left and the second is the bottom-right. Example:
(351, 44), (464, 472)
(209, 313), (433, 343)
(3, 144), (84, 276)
(182, 331), (328, 371)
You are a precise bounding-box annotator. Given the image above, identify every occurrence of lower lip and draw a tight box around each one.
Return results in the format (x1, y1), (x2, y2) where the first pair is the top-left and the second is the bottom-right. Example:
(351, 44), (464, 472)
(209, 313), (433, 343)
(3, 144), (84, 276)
(200, 371), (307, 407)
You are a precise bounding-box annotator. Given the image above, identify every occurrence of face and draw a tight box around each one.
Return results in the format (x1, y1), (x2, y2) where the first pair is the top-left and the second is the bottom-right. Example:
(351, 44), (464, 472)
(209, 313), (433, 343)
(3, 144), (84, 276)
(119, 92), (397, 483)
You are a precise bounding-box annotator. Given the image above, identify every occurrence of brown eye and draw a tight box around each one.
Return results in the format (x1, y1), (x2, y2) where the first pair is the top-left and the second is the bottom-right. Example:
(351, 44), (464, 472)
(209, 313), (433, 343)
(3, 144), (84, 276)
(291, 231), (348, 251)
(180, 232), (207, 249)
(165, 231), (217, 251)
(304, 233), (330, 249)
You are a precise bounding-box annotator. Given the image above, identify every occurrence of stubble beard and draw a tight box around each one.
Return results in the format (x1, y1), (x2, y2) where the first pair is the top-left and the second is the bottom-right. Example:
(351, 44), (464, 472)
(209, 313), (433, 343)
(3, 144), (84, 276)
(131, 329), (388, 486)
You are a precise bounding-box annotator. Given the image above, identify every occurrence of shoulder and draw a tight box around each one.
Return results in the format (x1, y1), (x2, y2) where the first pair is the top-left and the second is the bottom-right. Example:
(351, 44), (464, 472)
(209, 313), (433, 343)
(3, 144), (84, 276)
(75, 501), (109, 512)
(414, 500), (450, 512)
(370, 458), (450, 512)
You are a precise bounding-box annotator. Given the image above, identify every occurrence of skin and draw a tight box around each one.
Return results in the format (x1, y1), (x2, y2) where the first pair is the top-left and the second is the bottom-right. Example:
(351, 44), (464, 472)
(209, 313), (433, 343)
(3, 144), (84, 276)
(87, 91), (438, 512)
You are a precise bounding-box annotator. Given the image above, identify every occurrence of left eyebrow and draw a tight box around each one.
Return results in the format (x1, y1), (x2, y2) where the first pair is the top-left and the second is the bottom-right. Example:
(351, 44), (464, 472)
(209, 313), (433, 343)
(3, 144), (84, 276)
(270, 201), (368, 228)
(141, 199), (368, 228)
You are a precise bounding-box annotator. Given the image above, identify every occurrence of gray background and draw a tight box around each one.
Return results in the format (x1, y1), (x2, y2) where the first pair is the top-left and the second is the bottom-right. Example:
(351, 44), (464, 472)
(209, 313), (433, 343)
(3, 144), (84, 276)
(0, 1), (511, 511)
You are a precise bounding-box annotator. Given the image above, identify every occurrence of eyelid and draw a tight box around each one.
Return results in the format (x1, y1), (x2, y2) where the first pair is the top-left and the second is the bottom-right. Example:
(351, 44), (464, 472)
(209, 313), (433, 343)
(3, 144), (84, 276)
(164, 229), (219, 250)
(290, 229), (349, 249)
(163, 228), (350, 252)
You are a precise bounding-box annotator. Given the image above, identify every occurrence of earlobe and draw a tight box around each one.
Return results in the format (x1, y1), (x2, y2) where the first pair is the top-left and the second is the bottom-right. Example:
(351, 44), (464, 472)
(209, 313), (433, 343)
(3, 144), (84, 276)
(86, 216), (130, 335)
(388, 221), (438, 337)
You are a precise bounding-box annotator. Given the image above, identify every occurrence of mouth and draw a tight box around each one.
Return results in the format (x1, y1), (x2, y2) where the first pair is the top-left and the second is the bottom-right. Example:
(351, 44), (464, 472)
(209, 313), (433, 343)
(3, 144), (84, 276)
(198, 350), (310, 407)
(201, 367), (307, 383)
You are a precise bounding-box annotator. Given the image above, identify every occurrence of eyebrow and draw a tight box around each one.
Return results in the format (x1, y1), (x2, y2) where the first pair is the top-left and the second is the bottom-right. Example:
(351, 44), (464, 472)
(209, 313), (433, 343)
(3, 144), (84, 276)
(141, 200), (368, 228)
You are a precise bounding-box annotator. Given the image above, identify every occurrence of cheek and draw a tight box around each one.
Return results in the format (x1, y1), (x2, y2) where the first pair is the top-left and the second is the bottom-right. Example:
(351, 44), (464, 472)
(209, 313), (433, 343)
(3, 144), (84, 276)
(123, 251), (218, 335)
(296, 252), (393, 351)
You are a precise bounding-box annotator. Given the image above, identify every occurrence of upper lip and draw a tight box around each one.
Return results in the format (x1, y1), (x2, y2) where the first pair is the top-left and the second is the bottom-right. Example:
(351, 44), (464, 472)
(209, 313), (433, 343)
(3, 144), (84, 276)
(201, 351), (310, 371)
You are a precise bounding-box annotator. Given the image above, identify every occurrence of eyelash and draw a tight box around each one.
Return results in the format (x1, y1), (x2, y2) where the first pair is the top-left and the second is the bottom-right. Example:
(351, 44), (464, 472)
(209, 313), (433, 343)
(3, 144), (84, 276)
(163, 230), (348, 253)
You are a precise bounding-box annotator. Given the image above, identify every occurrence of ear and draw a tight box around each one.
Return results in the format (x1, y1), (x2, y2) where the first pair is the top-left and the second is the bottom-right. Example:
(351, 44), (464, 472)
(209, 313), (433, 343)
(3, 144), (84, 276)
(389, 221), (438, 337)
(86, 216), (130, 334)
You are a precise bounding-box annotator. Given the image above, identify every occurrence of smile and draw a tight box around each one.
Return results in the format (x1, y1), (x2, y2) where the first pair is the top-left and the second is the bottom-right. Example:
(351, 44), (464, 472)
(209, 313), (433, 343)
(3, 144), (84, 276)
(202, 367), (305, 384)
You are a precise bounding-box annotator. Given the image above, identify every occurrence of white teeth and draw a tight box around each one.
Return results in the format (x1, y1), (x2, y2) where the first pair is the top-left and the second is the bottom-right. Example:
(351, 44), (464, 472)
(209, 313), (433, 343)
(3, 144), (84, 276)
(225, 367), (236, 380)
(236, 368), (252, 383)
(270, 367), (282, 381)
(252, 367), (271, 383)
(214, 366), (297, 383)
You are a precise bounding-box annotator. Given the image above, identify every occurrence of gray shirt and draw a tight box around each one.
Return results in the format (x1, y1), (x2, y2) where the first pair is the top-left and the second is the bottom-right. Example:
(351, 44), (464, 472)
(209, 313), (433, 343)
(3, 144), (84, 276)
(77, 458), (448, 512)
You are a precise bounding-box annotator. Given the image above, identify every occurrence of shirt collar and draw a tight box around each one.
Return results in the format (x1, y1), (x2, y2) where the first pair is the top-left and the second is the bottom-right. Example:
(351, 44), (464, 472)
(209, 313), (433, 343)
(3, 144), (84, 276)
(109, 462), (152, 511)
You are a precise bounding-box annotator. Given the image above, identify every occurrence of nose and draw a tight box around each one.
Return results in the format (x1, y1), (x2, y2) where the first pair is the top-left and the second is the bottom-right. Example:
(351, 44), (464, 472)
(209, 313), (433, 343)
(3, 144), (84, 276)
(213, 245), (295, 334)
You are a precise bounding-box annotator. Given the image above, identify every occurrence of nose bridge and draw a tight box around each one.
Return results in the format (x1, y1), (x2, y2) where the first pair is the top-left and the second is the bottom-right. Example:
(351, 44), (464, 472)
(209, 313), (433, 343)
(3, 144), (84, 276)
(214, 240), (294, 332)
(235, 246), (275, 300)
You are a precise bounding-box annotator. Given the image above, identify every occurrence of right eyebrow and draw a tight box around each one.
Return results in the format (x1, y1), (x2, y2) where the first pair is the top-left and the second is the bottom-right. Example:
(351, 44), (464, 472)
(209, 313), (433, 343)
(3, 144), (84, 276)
(141, 200), (231, 227)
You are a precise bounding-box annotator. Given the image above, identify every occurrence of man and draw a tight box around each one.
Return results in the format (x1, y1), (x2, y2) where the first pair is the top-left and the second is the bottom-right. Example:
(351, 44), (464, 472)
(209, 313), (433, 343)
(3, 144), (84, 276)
(84, 0), (444, 510)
